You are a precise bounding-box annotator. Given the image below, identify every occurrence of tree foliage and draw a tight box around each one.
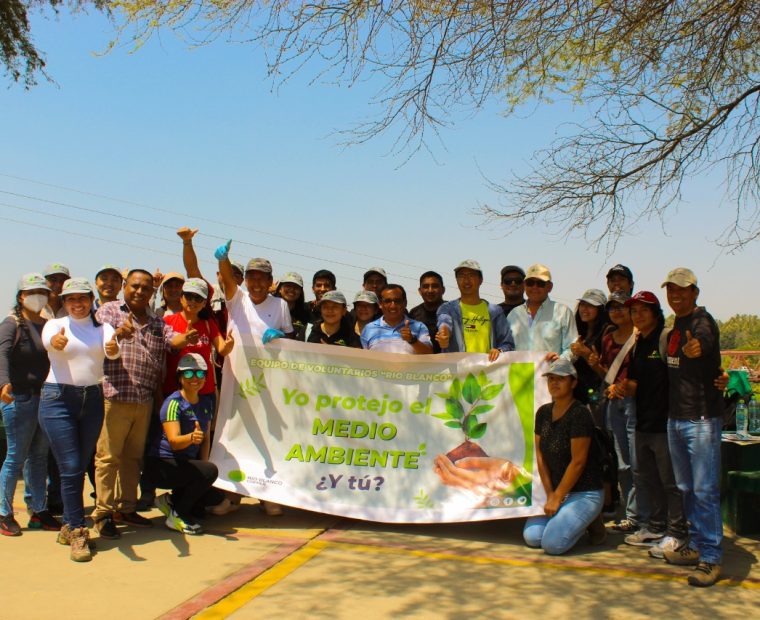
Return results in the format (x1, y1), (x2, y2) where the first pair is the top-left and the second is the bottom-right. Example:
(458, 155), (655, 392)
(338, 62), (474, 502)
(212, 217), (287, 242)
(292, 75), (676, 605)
(1, 1), (107, 87)
(719, 314), (760, 350)
(14, 1), (759, 249)
(109, 1), (760, 249)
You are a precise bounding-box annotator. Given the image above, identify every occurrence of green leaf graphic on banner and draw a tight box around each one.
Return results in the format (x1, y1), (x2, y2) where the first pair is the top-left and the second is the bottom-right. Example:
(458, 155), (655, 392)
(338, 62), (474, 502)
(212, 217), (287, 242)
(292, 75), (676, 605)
(477, 370), (489, 387)
(227, 470), (246, 482)
(480, 383), (505, 400)
(509, 363), (535, 500)
(470, 404), (494, 416)
(434, 372), (506, 441)
(449, 378), (462, 400)
(445, 398), (465, 419)
(414, 489), (434, 509)
(237, 372), (267, 399)
(462, 373), (481, 404)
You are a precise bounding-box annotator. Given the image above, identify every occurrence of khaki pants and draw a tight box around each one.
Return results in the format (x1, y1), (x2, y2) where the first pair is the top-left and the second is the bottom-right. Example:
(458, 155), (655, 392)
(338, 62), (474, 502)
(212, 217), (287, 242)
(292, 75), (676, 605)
(92, 399), (152, 521)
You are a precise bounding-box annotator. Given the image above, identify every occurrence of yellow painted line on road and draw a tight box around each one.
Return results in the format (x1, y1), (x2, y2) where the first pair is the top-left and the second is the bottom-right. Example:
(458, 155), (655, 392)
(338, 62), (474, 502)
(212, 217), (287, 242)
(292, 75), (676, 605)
(195, 540), (328, 619)
(226, 527), (328, 541)
(321, 539), (760, 590)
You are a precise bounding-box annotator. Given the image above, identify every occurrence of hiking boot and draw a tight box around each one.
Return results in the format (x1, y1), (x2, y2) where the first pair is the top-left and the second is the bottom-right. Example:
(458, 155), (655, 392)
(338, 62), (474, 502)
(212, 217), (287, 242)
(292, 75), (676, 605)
(94, 516), (120, 540)
(587, 514), (607, 545)
(624, 528), (664, 547)
(0, 514), (21, 536)
(155, 493), (173, 519)
(69, 527), (93, 562)
(610, 518), (637, 533)
(113, 511), (153, 528)
(648, 536), (687, 559)
(58, 524), (96, 549)
(28, 510), (62, 531)
(688, 561), (721, 587)
(165, 510), (203, 535)
(664, 545), (699, 566)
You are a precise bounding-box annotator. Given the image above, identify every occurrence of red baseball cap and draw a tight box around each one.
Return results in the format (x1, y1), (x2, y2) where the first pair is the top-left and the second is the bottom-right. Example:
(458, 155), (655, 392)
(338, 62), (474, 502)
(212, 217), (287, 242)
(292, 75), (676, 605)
(625, 291), (660, 307)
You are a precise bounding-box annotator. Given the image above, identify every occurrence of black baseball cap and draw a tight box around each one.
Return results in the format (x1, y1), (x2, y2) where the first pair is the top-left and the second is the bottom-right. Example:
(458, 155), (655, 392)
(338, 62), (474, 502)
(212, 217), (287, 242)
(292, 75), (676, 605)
(500, 265), (526, 280)
(606, 264), (633, 281)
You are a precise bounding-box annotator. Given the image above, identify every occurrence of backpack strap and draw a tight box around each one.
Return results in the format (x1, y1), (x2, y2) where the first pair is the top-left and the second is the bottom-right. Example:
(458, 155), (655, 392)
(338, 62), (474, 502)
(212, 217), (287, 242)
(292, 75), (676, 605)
(659, 328), (672, 362)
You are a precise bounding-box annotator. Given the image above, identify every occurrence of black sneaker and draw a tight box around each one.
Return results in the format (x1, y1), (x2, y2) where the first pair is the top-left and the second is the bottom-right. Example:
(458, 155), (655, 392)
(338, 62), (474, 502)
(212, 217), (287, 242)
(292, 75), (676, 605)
(114, 511), (153, 528)
(0, 514), (22, 536)
(28, 510), (62, 531)
(95, 516), (121, 539)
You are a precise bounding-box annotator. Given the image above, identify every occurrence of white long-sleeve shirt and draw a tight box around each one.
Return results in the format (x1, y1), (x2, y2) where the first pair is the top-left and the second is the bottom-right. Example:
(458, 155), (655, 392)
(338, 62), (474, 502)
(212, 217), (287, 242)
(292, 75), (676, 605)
(507, 298), (578, 361)
(42, 316), (119, 386)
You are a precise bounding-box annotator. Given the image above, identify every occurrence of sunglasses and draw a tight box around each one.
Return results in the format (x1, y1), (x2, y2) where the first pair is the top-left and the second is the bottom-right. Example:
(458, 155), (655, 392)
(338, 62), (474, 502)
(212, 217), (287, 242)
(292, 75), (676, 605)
(502, 278), (524, 286)
(524, 279), (548, 288)
(381, 298), (404, 305)
(180, 369), (207, 379)
(183, 293), (205, 303)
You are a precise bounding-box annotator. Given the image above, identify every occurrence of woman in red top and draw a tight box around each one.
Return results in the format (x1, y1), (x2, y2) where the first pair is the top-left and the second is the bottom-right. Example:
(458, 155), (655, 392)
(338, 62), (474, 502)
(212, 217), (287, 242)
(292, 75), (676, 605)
(589, 290), (639, 533)
(163, 278), (234, 409)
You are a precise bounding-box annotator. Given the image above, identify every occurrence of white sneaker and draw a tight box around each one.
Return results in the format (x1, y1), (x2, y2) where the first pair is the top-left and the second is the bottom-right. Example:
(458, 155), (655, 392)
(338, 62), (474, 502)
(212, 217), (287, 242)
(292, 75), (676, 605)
(155, 493), (173, 519)
(648, 535), (687, 559)
(624, 528), (664, 547)
(165, 509), (203, 535)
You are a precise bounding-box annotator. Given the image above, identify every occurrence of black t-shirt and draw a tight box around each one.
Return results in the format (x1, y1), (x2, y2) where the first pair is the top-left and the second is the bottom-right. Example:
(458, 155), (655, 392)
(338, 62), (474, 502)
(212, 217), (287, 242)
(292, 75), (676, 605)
(409, 302), (442, 353)
(535, 401), (602, 492)
(307, 319), (361, 348)
(666, 307), (722, 420)
(499, 301), (524, 317)
(0, 316), (49, 394)
(572, 326), (605, 403)
(628, 326), (669, 433)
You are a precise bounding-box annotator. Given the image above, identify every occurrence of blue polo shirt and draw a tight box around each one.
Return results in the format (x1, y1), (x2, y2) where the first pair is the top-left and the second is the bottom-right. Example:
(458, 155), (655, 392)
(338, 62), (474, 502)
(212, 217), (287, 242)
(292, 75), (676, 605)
(148, 391), (214, 459)
(361, 317), (431, 353)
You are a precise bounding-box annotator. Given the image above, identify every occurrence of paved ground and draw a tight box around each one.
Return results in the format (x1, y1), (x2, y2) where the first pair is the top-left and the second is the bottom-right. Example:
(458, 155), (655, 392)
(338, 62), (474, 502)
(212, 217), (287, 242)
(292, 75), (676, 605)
(1, 484), (758, 619)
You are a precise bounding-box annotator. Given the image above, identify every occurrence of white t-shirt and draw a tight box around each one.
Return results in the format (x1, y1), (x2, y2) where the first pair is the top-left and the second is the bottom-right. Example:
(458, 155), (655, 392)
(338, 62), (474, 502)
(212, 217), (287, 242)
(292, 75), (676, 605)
(226, 288), (293, 340)
(42, 316), (118, 386)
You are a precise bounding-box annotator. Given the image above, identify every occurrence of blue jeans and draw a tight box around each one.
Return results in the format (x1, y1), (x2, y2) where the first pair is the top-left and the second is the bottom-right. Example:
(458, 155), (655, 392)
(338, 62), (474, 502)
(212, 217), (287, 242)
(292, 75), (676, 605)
(667, 417), (723, 564)
(523, 489), (604, 555)
(606, 396), (645, 524)
(0, 393), (49, 516)
(38, 383), (104, 528)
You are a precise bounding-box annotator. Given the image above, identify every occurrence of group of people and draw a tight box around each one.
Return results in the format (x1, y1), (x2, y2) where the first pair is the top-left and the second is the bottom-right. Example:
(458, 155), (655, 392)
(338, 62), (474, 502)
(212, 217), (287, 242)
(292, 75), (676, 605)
(0, 228), (727, 587)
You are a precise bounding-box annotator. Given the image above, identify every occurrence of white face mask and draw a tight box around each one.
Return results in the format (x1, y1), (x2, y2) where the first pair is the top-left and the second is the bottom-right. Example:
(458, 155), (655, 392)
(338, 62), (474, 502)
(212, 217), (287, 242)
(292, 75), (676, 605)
(22, 294), (48, 313)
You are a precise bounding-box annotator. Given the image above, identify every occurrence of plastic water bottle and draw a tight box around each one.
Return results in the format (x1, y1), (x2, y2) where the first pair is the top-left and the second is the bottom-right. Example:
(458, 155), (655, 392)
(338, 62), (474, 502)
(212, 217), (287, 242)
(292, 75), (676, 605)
(748, 397), (760, 436)
(736, 399), (749, 437)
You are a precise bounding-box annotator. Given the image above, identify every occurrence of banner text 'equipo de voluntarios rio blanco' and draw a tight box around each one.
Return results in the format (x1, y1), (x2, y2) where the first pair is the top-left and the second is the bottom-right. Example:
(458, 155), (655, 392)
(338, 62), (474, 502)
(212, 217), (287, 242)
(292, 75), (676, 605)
(209, 340), (550, 523)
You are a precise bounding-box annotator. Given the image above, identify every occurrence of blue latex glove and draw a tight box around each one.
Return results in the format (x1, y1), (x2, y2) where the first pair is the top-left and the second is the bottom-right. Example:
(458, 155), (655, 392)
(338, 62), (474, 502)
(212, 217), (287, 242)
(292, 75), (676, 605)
(262, 328), (285, 344)
(214, 239), (232, 261)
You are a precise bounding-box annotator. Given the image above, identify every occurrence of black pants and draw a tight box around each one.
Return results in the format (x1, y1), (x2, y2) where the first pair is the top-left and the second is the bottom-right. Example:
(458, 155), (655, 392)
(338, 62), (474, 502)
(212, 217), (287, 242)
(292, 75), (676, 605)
(142, 457), (221, 520)
(634, 430), (688, 538)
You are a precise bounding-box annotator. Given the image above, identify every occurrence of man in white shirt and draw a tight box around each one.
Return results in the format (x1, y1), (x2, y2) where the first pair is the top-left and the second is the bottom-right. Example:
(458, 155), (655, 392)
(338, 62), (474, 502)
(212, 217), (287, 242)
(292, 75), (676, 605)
(507, 263), (577, 361)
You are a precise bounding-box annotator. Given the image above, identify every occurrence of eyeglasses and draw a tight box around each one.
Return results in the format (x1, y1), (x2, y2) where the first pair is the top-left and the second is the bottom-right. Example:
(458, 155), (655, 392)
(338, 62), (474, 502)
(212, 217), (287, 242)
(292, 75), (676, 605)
(502, 278), (524, 286)
(183, 293), (205, 303)
(381, 298), (404, 305)
(607, 305), (628, 313)
(181, 369), (207, 379)
(524, 279), (548, 288)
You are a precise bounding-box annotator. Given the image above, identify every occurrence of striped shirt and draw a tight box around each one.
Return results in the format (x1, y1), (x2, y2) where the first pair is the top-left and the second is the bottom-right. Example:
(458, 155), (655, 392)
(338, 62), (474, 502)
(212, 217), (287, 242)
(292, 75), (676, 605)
(96, 301), (177, 402)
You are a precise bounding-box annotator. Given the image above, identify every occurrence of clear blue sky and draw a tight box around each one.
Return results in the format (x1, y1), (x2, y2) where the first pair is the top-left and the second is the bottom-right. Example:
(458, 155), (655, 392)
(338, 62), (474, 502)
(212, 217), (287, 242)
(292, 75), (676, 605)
(1, 6), (757, 320)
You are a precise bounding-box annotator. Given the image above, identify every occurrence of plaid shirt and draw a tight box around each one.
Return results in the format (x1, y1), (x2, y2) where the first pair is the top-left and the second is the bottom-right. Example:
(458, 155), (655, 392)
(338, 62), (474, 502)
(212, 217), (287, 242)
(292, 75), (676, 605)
(96, 301), (177, 402)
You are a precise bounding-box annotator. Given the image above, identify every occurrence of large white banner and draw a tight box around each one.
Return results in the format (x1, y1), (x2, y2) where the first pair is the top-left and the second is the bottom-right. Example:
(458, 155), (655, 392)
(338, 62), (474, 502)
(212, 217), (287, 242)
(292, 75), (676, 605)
(210, 339), (550, 523)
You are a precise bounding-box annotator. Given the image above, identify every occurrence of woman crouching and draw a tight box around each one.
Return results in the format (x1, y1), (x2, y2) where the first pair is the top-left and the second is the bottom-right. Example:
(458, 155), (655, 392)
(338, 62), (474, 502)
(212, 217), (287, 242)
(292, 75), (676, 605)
(523, 359), (604, 554)
(143, 353), (222, 535)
